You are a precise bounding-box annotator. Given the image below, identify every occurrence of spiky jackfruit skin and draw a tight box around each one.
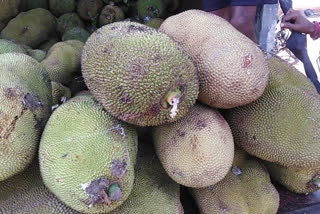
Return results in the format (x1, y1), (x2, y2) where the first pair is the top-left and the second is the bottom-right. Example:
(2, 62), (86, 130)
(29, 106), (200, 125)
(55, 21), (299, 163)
(27, 49), (46, 62)
(57, 13), (85, 36)
(0, 162), (80, 214)
(224, 56), (320, 168)
(99, 5), (125, 27)
(49, 0), (75, 17)
(0, 39), (27, 55)
(41, 40), (84, 84)
(62, 27), (90, 43)
(265, 162), (320, 194)
(0, 8), (57, 48)
(159, 10), (269, 109)
(137, 0), (166, 20)
(39, 93), (138, 213)
(0, 0), (21, 31)
(153, 103), (234, 188)
(0, 53), (52, 181)
(82, 22), (199, 126)
(21, 0), (48, 11)
(77, 0), (104, 21)
(51, 81), (72, 105)
(110, 140), (183, 214)
(190, 147), (279, 214)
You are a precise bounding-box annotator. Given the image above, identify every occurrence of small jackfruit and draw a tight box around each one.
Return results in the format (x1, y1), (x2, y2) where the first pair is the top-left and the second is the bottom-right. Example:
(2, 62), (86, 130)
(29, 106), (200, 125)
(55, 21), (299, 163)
(62, 27), (90, 43)
(153, 103), (234, 188)
(137, 0), (166, 21)
(0, 53), (52, 181)
(57, 13), (86, 36)
(49, 0), (75, 17)
(99, 5), (125, 27)
(81, 21), (199, 126)
(77, 0), (104, 21)
(39, 93), (138, 213)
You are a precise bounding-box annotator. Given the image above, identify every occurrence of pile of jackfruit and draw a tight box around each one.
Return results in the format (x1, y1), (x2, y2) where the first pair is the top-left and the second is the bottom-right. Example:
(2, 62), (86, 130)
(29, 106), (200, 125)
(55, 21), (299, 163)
(1, 1), (320, 214)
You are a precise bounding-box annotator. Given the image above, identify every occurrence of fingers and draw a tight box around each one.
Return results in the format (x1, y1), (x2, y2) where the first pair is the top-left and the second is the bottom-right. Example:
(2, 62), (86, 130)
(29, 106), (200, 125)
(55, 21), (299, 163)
(283, 11), (298, 22)
(280, 22), (298, 32)
(286, 8), (294, 15)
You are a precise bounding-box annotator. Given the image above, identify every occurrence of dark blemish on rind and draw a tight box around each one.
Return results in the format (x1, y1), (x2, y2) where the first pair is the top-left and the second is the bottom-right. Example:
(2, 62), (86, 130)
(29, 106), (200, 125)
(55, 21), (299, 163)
(110, 159), (127, 177)
(2, 116), (18, 139)
(127, 24), (146, 32)
(23, 93), (42, 111)
(84, 177), (109, 206)
(110, 26), (118, 30)
(119, 92), (133, 104)
(61, 153), (68, 158)
(196, 119), (206, 130)
(218, 200), (229, 212)
(252, 136), (256, 140)
(148, 103), (160, 116)
(176, 129), (185, 137)
(4, 88), (19, 99)
(107, 183), (122, 202)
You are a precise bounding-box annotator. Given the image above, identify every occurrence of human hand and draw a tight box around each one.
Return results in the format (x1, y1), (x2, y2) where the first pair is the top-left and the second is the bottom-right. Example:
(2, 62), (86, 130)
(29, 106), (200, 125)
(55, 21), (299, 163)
(280, 9), (315, 35)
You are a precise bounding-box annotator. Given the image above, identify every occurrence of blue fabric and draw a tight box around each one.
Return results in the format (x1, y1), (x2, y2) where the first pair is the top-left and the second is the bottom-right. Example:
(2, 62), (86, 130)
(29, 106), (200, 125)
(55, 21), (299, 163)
(203, 0), (278, 11)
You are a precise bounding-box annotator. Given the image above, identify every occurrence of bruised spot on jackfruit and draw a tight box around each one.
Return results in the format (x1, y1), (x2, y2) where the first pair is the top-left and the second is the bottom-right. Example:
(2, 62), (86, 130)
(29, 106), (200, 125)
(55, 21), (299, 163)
(218, 200), (229, 212)
(109, 124), (126, 137)
(119, 92), (133, 104)
(242, 54), (253, 69)
(4, 88), (21, 99)
(196, 119), (206, 130)
(127, 24), (147, 33)
(176, 129), (185, 137)
(118, 112), (141, 121)
(144, 103), (161, 116)
(110, 159), (127, 177)
(107, 183), (122, 201)
(82, 177), (110, 207)
(231, 166), (242, 175)
(172, 169), (184, 179)
(23, 93), (42, 111)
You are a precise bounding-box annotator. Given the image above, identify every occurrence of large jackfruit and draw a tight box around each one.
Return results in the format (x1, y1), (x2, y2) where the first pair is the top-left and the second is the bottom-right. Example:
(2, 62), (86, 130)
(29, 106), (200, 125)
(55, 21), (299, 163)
(153, 103), (234, 188)
(110, 140), (183, 214)
(0, 162), (80, 214)
(190, 147), (279, 214)
(41, 40), (84, 84)
(1, 8), (57, 48)
(0, 0), (21, 31)
(81, 21), (199, 126)
(0, 53), (52, 181)
(224, 56), (320, 168)
(39, 93), (138, 213)
(159, 10), (269, 109)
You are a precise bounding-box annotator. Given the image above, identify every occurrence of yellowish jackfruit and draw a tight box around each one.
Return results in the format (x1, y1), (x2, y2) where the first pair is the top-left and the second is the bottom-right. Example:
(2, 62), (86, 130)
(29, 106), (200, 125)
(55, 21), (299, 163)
(81, 21), (199, 126)
(153, 103), (234, 188)
(159, 9), (269, 109)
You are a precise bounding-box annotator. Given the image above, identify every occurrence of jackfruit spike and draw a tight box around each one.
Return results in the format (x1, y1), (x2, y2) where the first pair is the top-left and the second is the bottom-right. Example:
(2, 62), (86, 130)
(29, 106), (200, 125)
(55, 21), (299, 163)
(312, 176), (320, 187)
(166, 90), (181, 118)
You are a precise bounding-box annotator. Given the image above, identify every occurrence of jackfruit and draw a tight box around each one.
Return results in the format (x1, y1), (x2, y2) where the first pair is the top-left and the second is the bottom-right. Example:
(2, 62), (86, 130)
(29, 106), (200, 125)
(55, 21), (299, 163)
(99, 5), (125, 27)
(41, 40), (84, 84)
(0, 0), (21, 31)
(49, 0), (75, 17)
(77, 0), (104, 21)
(159, 10), (269, 109)
(81, 21), (199, 126)
(0, 162), (80, 214)
(39, 93), (138, 213)
(145, 18), (164, 29)
(21, 0), (48, 11)
(110, 139), (183, 214)
(137, 0), (166, 21)
(190, 147), (279, 214)
(27, 49), (46, 62)
(62, 27), (90, 43)
(0, 53), (52, 181)
(67, 75), (88, 96)
(51, 81), (72, 107)
(0, 8), (57, 48)
(39, 37), (59, 52)
(57, 13), (85, 36)
(0, 39), (27, 55)
(153, 103), (234, 188)
(224, 56), (320, 168)
(265, 162), (320, 194)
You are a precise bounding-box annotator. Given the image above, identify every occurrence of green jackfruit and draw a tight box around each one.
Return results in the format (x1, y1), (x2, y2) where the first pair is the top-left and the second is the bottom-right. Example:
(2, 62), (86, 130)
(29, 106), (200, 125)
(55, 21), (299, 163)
(39, 93), (138, 213)
(190, 147), (279, 214)
(0, 162), (80, 213)
(110, 140), (183, 214)
(38, 37), (59, 52)
(137, 0), (166, 20)
(0, 0), (21, 31)
(77, 0), (104, 21)
(21, 0), (48, 11)
(0, 8), (57, 48)
(41, 40), (84, 84)
(145, 18), (164, 29)
(265, 162), (320, 194)
(225, 56), (320, 168)
(0, 39), (27, 55)
(51, 81), (72, 106)
(99, 5), (125, 27)
(159, 10), (269, 109)
(49, 0), (75, 17)
(153, 103), (234, 188)
(27, 49), (46, 62)
(81, 21), (199, 126)
(0, 53), (52, 181)
(62, 27), (90, 43)
(57, 13), (85, 36)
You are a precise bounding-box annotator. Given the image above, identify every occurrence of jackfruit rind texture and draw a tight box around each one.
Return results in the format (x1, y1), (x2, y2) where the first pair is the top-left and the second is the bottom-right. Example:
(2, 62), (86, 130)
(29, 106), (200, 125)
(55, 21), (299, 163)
(0, 39), (28, 55)
(0, 0), (21, 31)
(190, 149), (279, 214)
(51, 81), (72, 105)
(41, 40), (84, 84)
(49, 0), (75, 17)
(110, 141), (183, 214)
(137, 0), (166, 20)
(265, 161), (320, 194)
(81, 21), (199, 126)
(99, 5), (125, 27)
(57, 13), (85, 36)
(0, 8), (57, 48)
(0, 163), (81, 214)
(39, 93), (138, 213)
(27, 49), (46, 62)
(159, 10), (269, 109)
(77, 0), (104, 21)
(62, 27), (90, 43)
(225, 56), (320, 168)
(153, 103), (234, 188)
(0, 53), (52, 181)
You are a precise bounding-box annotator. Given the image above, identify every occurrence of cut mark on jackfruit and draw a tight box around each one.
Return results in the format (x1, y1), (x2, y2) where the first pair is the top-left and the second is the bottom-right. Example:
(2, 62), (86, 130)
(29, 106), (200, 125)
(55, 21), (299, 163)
(107, 183), (122, 202)
(231, 166), (242, 176)
(242, 54), (253, 69)
(110, 159), (127, 177)
(23, 93), (42, 111)
(81, 177), (110, 207)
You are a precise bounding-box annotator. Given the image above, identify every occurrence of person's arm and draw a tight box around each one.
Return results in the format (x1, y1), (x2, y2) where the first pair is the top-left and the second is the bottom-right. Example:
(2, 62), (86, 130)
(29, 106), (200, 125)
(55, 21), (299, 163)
(280, 9), (320, 40)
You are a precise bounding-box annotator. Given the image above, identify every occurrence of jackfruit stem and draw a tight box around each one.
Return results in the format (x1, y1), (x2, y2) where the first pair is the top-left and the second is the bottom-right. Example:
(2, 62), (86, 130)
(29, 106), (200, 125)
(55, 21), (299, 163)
(312, 177), (320, 187)
(166, 91), (181, 118)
